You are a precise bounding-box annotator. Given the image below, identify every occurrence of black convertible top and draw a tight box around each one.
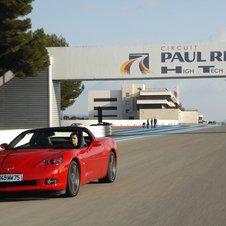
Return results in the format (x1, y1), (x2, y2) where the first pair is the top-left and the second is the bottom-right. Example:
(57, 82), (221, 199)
(6, 127), (96, 150)
(24, 126), (92, 134)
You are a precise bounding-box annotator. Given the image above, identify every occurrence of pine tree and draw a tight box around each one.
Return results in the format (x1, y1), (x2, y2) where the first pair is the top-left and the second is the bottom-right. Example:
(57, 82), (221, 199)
(0, 0), (50, 78)
(61, 81), (85, 111)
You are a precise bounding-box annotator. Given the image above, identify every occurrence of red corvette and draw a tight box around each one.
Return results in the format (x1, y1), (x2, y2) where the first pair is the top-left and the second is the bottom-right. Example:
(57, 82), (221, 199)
(0, 127), (118, 197)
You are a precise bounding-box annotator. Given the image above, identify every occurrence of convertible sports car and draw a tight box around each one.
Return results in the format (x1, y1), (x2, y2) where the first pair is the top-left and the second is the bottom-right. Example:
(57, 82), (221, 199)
(0, 127), (118, 197)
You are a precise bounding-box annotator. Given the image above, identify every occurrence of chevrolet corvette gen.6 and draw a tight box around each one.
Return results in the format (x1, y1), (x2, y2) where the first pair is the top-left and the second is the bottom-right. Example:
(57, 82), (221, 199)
(0, 127), (118, 197)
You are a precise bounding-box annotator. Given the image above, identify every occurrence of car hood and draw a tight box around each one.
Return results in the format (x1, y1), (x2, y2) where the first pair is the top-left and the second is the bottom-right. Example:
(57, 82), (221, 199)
(0, 148), (64, 171)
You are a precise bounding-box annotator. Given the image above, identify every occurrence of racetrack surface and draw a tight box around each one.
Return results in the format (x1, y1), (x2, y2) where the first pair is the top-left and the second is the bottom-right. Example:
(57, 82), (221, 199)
(0, 124), (226, 226)
(112, 124), (218, 141)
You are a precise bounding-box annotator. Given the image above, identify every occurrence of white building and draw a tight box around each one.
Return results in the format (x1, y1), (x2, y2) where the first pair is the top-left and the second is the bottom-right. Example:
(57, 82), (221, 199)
(88, 90), (123, 119)
(89, 84), (144, 120)
(88, 83), (199, 124)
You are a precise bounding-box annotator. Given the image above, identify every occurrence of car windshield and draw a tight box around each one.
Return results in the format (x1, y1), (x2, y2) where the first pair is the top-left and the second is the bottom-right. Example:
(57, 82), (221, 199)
(6, 129), (94, 150)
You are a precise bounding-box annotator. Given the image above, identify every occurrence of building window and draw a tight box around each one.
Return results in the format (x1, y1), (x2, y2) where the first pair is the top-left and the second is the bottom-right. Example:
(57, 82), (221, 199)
(126, 109), (129, 113)
(94, 98), (117, 102)
(94, 115), (117, 117)
(94, 106), (117, 110)
(126, 92), (129, 97)
(126, 101), (129, 105)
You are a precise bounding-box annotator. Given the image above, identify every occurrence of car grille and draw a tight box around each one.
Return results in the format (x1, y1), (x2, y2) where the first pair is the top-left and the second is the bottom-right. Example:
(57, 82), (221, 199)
(0, 180), (38, 188)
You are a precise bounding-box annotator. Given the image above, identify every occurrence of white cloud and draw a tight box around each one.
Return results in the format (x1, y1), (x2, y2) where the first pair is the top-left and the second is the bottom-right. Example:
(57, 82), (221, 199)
(210, 29), (226, 42)
(216, 30), (226, 42)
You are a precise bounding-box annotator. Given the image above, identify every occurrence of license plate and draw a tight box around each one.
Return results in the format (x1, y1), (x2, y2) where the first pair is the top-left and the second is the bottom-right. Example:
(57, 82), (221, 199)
(0, 174), (23, 182)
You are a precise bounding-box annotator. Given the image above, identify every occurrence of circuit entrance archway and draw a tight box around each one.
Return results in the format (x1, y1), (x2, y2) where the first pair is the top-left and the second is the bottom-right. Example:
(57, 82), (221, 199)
(1, 42), (226, 128)
(47, 42), (226, 81)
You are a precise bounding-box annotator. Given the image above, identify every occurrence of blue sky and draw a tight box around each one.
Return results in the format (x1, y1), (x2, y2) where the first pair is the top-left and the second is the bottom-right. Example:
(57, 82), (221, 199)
(29, 0), (226, 121)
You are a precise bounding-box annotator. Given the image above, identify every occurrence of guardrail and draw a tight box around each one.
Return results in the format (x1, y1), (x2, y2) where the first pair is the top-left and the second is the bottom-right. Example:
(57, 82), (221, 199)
(61, 120), (180, 127)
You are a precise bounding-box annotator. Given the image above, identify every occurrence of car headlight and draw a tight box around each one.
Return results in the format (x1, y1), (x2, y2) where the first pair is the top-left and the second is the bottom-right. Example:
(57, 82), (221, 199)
(37, 156), (63, 168)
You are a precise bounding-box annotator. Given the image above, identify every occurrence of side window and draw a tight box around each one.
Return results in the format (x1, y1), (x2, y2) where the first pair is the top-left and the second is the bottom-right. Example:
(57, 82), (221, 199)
(83, 131), (93, 147)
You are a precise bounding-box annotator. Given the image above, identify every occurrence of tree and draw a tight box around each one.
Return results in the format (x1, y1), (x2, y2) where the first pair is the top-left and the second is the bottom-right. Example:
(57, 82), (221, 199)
(45, 34), (85, 113)
(61, 81), (85, 111)
(178, 103), (185, 111)
(0, 0), (50, 78)
(63, 115), (70, 120)
(46, 34), (69, 47)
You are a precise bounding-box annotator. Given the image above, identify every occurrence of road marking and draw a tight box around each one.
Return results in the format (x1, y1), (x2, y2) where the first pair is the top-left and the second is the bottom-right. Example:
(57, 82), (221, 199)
(113, 125), (219, 141)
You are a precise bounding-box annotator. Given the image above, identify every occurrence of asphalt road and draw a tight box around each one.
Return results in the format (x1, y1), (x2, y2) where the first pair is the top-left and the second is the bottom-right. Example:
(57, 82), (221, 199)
(0, 124), (226, 226)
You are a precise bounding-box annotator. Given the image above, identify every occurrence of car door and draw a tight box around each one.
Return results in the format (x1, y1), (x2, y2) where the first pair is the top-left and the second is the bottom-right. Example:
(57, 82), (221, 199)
(86, 139), (106, 181)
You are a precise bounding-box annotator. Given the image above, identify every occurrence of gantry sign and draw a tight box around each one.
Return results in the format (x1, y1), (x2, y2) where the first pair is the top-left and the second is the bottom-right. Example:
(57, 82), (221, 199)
(1, 41), (225, 129)
(47, 42), (226, 81)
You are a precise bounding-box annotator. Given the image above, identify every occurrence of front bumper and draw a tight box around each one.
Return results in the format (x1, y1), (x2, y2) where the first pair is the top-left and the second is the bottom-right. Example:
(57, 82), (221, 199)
(0, 166), (68, 193)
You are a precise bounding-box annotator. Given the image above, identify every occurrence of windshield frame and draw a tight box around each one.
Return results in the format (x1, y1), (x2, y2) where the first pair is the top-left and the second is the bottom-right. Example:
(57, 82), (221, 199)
(5, 127), (95, 150)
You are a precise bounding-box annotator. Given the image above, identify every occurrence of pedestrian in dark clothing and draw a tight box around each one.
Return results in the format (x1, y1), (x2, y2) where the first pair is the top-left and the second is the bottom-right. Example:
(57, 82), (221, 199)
(151, 118), (153, 128)
(154, 117), (157, 128)
(147, 118), (149, 128)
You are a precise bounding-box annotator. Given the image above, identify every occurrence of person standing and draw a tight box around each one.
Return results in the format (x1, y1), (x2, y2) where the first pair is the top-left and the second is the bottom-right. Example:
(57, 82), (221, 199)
(154, 117), (157, 128)
(147, 118), (150, 128)
(151, 118), (153, 128)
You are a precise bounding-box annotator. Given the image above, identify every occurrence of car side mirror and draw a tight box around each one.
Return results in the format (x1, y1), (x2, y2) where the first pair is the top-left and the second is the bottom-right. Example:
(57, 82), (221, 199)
(90, 141), (101, 147)
(0, 143), (8, 149)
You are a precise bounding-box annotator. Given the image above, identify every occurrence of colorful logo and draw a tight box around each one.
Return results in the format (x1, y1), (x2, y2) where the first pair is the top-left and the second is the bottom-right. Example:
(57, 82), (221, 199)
(120, 53), (155, 75)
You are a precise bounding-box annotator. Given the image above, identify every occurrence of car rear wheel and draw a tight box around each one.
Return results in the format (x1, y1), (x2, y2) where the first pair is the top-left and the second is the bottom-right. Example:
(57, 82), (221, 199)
(99, 151), (116, 183)
(66, 160), (80, 197)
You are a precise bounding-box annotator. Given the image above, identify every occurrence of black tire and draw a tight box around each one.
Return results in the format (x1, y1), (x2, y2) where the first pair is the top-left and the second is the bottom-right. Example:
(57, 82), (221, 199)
(66, 160), (80, 197)
(99, 151), (116, 183)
